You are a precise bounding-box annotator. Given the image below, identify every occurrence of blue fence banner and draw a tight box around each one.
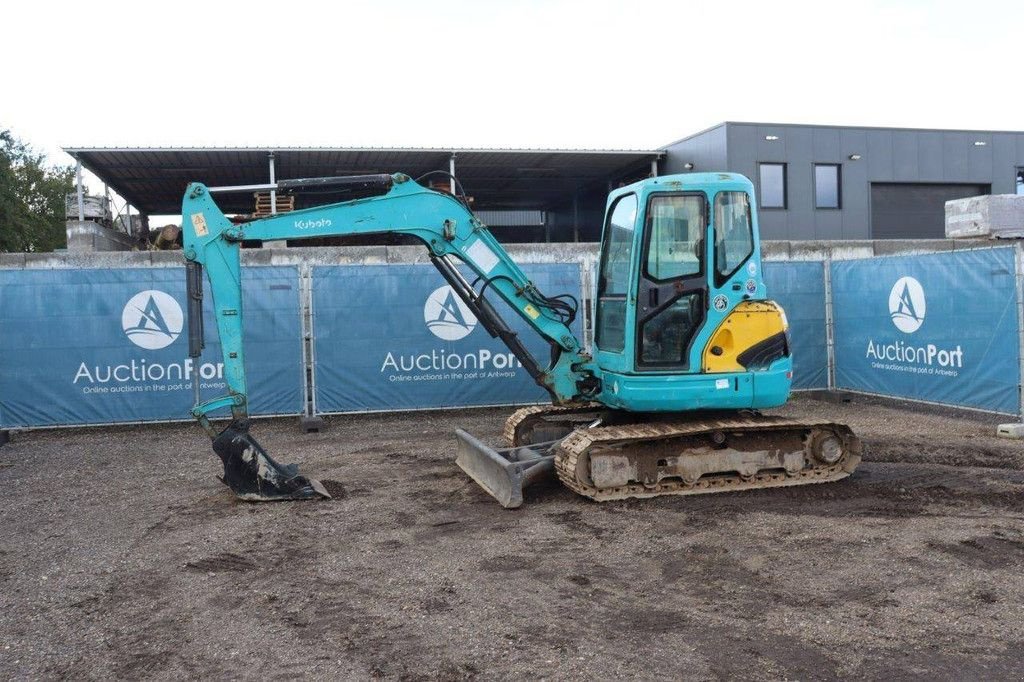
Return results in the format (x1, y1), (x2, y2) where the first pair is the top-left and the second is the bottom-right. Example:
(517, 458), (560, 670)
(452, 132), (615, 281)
(312, 262), (583, 413)
(0, 266), (304, 427)
(832, 248), (1020, 414)
(763, 261), (828, 390)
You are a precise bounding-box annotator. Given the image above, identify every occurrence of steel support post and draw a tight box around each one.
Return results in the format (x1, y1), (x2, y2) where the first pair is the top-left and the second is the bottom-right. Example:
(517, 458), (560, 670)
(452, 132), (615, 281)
(265, 151), (287, 248)
(75, 159), (85, 222)
(103, 184), (112, 224)
(126, 204), (134, 236)
(269, 152), (277, 215)
(1016, 243), (1024, 420)
(572, 192), (580, 243)
(449, 154), (456, 194)
(298, 262), (324, 432)
(823, 257), (836, 391)
(650, 158), (659, 177)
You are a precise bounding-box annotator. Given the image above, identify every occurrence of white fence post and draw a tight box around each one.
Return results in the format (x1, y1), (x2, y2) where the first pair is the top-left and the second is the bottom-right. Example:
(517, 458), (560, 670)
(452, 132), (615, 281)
(309, 263), (320, 420)
(1016, 242), (1024, 421)
(823, 256), (836, 391)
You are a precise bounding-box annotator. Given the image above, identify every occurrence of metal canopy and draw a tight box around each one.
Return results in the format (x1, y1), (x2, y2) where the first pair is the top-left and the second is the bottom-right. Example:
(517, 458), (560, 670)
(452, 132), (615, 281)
(63, 146), (663, 215)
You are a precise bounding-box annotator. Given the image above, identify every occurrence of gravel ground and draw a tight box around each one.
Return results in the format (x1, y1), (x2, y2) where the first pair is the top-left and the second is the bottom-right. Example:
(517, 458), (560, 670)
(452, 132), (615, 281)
(1, 393), (1023, 680)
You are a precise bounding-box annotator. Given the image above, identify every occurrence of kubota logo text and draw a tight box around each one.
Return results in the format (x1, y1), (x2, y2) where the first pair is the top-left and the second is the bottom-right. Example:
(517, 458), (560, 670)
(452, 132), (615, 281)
(424, 285), (477, 340)
(122, 290), (183, 350)
(888, 276), (926, 333)
(295, 218), (332, 230)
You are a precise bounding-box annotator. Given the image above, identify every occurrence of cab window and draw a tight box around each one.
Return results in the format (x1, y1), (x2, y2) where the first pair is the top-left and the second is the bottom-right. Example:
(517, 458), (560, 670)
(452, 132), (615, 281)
(644, 194), (705, 281)
(595, 194), (637, 353)
(713, 191), (754, 283)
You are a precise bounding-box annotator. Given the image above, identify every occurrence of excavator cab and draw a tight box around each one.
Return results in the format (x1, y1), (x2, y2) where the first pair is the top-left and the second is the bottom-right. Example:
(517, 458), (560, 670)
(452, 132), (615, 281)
(592, 174), (791, 412)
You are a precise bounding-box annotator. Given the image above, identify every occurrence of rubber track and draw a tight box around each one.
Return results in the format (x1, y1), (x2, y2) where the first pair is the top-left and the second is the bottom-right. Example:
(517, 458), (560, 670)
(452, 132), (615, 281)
(553, 415), (862, 502)
(503, 404), (602, 446)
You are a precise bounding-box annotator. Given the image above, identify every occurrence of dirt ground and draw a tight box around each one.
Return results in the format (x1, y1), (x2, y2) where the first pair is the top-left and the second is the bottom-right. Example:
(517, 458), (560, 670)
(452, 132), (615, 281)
(1, 394), (1023, 681)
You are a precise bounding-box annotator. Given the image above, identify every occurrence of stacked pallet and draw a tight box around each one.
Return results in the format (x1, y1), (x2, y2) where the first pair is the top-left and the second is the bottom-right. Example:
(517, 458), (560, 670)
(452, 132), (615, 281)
(427, 180), (473, 205)
(253, 192), (295, 217)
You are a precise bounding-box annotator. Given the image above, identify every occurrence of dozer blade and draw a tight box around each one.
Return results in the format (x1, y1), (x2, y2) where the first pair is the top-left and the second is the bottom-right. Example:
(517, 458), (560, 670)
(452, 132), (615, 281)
(454, 429), (556, 509)
(212, 423), (331, 501)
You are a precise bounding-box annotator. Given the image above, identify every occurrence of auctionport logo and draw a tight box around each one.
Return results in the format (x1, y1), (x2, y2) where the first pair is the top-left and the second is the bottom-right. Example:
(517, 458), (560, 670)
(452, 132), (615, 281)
(424, 285), (477, 341)
(866, 274), (962, 375)
(122, 290), (183, 350)
(888, 276), (926, 333)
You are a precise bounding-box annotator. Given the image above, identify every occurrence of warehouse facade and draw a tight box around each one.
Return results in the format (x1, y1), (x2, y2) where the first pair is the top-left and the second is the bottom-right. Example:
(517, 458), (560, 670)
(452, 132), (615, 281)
(661, 122), (1024, 241)
(65, 123), (1024, 250)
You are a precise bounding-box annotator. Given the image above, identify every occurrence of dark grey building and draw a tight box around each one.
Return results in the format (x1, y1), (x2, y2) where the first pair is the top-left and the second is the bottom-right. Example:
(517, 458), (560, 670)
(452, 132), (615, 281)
(661, 122), (1024, 240)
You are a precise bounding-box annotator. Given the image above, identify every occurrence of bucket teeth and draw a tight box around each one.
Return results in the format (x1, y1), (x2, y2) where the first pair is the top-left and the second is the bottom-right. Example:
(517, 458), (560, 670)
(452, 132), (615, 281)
(211, 423), (330, 501)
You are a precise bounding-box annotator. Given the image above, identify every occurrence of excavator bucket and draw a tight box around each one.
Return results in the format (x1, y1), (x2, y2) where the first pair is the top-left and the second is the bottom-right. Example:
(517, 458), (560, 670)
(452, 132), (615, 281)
(454, 429), (556, 508)
(212, 424), (331, 501)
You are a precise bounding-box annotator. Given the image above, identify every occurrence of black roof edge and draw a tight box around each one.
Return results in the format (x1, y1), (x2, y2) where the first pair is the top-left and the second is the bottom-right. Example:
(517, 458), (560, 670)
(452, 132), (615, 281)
(658, 122), (729, 150)
(716, 121), (1022, 136)
(62, 145), (665, 156)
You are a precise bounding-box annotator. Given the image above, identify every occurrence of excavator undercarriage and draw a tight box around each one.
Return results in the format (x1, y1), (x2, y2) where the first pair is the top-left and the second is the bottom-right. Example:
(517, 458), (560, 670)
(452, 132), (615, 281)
(456, 405), (862, 508)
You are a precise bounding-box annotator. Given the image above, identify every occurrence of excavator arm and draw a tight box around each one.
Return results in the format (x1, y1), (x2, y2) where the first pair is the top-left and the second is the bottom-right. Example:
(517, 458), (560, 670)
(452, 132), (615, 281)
(182, 173), (597, 501)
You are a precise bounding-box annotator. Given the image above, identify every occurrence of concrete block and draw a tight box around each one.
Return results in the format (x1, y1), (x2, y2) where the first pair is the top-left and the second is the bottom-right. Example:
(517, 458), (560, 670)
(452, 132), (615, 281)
(23, 252), (67, 268)
(241, 249), (275, 266)
(946, 194), (1024, 239)
(331, 246), (387, 265)
(872, 239), (955, 257)
(150, 251), (184, 267)
(65, 220), (134, 253)
(300, 415), (325, 433)
(788, 241), (839, 261)
(0, 253), (26, 268)
(511, 242), (599, 264)
(79, 251), (152, 269)
(997, 423), (1024, 439)
(387, 245), (431, 263)
(823, 242), (875, 261)
(761, 240), (791, 260)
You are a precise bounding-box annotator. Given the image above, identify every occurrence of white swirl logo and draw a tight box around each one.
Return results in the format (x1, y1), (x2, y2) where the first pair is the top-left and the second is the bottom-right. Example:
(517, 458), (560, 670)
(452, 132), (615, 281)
(888, 276), (926, 333)
(122, 290), (183, 350)
(424, 285), (477, 341)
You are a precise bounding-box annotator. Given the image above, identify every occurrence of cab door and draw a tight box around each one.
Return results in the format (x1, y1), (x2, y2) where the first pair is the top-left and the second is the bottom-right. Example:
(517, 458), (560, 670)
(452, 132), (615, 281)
(634, 192), (708, 371)
(594, 193), (638, 358)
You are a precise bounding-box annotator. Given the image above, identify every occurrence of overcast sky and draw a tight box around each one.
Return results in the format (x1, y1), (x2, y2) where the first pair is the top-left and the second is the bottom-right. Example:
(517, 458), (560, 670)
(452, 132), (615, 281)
(3, 0), (1020, 166)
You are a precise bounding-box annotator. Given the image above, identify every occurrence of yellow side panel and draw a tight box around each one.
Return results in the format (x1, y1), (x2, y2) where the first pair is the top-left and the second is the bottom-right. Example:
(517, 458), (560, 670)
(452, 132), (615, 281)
(702, 301), (788, 372)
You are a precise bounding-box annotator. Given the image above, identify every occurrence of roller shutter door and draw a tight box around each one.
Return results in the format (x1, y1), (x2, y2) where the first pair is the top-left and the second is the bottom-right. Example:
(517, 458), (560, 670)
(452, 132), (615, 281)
(870, 183), (990, 239)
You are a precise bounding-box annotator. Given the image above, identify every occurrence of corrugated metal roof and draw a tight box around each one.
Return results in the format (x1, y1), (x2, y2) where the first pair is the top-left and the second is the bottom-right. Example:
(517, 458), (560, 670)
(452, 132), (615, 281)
(63, 146), (662, 215)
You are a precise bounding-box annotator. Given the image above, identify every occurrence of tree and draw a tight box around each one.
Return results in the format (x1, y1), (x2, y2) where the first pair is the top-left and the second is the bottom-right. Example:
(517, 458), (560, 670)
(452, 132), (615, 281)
(0, 130), (75, 252)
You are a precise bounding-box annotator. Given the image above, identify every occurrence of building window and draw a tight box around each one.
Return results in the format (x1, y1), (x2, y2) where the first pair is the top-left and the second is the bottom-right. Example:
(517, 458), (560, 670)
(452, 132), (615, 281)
(814, 164), (841, 209)
(758, 163), (786, 209)
(1017, 167), (1024, 195)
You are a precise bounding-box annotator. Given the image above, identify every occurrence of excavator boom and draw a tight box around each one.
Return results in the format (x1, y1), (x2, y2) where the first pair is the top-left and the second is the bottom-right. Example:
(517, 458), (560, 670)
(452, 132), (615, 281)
(182, 173), (597, 501)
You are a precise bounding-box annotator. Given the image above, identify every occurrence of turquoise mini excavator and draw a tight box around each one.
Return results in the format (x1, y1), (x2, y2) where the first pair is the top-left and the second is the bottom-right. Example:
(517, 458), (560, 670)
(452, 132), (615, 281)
(181, 171), (861, 507)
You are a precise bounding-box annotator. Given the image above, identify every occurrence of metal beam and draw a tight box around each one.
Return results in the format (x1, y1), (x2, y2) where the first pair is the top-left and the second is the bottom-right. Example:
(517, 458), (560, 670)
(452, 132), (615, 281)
(268, 152), (277, 215)
(572, 193), (580, 243)
(75, 160), (85, 222)
(449, 154), (456, 194)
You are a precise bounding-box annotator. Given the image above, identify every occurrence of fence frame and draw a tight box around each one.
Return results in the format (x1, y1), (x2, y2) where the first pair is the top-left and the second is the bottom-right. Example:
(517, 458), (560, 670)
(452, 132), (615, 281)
(3, 244), (1022, 432)
(307, 259), (588, 417)
(824, 244), (1022, 418)
(0, 263), (307, 430)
